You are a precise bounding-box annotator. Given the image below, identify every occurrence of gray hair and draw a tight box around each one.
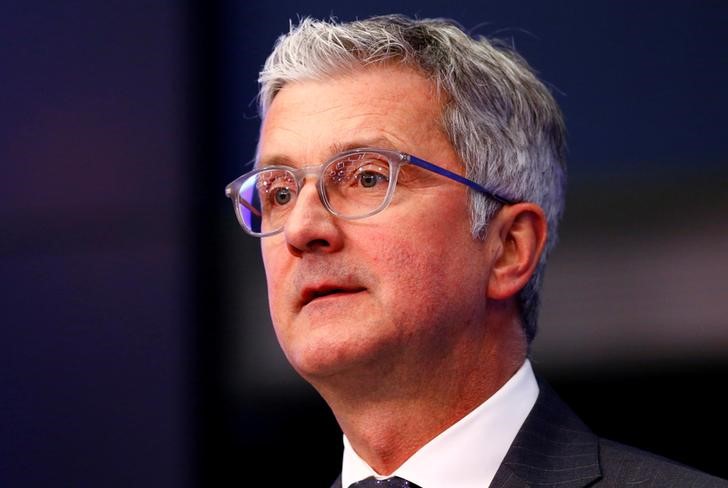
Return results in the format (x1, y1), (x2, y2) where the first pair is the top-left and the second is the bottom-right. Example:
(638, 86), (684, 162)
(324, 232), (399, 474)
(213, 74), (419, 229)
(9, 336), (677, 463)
(258, 15), (567, 343)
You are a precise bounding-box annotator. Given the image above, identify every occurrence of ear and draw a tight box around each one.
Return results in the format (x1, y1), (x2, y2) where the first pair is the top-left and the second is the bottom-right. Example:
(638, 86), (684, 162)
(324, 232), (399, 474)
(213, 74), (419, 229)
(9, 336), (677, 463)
(486, 203), (548, 300)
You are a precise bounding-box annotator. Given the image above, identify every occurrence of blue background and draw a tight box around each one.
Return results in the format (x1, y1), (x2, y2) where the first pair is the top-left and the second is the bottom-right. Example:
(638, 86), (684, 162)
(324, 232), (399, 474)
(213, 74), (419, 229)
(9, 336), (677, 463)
(2, 1), (727, 486)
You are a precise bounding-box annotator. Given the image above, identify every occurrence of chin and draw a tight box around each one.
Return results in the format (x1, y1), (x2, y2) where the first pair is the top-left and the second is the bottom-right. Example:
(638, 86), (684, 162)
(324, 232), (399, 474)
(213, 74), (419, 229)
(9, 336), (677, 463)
(285, 334), (379, 381)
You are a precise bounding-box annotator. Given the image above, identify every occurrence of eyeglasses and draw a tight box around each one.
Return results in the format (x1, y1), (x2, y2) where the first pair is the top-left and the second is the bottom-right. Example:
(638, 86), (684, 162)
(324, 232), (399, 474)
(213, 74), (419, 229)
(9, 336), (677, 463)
(224, 147), (517, 237)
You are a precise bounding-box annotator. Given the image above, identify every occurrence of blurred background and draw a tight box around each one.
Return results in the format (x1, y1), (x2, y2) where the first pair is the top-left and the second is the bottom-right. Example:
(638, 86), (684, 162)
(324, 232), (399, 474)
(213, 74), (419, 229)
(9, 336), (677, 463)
(2, 1), (726, 486)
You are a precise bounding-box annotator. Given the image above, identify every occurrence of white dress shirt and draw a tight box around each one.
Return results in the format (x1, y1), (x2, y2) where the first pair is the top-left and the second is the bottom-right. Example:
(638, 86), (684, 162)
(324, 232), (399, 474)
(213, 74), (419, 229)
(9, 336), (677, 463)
(342, 359), (539, 488)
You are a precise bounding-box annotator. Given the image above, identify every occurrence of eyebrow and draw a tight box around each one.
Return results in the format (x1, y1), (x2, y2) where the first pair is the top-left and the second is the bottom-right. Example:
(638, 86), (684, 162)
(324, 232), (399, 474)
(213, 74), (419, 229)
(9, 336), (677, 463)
(329, 136), (399, 154)
(256, 153), (295, 169)
(257, 136), (401, 168)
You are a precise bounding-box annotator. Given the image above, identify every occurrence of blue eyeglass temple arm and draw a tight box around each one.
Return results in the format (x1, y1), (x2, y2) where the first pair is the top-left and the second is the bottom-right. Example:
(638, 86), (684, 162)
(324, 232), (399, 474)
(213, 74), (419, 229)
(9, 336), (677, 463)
(239, 197), (262, 217)
(405, 154), (518, 205)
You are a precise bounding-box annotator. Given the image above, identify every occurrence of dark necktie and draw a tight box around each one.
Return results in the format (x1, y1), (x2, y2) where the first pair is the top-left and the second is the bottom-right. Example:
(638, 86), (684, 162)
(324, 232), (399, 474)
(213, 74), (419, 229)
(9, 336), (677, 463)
(348, 476), (422, 488)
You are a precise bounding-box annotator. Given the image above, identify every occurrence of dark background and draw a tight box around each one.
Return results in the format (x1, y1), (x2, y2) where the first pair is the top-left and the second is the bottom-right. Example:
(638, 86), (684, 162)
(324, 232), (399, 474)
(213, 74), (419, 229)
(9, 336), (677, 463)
(2, 1), (726, 487)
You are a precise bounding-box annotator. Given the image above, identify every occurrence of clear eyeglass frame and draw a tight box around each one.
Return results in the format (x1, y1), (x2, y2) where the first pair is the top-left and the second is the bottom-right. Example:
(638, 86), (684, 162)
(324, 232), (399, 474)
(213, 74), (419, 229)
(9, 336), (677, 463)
(224, 147), (518, 237)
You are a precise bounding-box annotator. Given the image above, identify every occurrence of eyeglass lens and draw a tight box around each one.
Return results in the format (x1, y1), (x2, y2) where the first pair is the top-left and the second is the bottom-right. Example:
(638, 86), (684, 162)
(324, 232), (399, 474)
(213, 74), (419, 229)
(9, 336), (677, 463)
(236, 151), (394, 234)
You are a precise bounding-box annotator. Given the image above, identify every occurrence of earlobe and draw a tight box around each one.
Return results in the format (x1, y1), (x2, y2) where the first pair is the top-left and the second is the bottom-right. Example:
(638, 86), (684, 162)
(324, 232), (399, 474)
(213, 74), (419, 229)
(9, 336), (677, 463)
(486, 203), (548, 300)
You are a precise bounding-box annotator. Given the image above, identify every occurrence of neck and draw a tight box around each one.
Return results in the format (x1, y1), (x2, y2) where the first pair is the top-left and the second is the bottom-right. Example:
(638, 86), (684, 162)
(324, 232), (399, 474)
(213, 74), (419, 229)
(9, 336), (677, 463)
(310, 307), (527, 475)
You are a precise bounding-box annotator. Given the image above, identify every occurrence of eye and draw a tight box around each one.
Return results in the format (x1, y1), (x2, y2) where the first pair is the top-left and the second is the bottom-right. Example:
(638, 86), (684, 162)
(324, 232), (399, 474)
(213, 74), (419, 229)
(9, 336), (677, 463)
(356, 169), (388, 188)
(349, 154), (390, 189)
(325, 152), (391, 192)
(257, 171), (297, 208)
(273, 187), (292, 205)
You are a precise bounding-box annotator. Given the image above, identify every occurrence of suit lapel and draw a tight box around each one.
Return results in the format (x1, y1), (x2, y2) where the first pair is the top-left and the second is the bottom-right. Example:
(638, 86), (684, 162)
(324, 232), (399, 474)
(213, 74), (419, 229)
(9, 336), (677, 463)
(334, 379), (602, 488)
(490, 378), (602, 488)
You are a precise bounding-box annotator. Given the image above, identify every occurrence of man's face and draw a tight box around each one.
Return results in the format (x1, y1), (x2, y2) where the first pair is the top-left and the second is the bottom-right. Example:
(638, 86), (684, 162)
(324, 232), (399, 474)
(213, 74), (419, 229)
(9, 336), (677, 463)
(258, 65), (493, 383)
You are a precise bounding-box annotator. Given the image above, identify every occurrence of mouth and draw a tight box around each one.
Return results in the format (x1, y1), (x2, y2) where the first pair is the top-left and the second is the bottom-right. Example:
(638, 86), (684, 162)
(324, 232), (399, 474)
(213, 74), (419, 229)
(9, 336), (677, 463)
(300, 285), (367, 307)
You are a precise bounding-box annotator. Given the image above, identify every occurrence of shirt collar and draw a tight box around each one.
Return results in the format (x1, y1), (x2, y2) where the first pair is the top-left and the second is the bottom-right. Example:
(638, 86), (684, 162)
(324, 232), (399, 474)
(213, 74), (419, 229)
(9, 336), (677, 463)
(342, 359), (539, 488)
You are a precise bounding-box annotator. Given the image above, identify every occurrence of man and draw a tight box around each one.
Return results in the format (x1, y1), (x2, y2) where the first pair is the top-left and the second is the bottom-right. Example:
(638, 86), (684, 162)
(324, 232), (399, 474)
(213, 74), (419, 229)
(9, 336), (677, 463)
(225, 15), (726, 487)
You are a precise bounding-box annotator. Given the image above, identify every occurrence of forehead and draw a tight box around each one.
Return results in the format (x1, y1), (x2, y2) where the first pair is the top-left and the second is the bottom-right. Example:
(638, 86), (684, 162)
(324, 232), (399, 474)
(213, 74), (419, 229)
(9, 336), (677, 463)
(257, 65), (448, 165)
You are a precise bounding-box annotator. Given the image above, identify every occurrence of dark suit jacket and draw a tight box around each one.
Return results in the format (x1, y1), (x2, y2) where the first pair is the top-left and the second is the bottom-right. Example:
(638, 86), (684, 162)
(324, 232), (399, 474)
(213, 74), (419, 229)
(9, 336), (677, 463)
(331, 380), (727, 487)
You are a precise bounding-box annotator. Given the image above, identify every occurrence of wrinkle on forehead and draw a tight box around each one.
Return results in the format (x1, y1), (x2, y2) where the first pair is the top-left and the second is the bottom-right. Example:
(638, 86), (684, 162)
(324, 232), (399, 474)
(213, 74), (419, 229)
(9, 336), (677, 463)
(257, 65), (450, 166)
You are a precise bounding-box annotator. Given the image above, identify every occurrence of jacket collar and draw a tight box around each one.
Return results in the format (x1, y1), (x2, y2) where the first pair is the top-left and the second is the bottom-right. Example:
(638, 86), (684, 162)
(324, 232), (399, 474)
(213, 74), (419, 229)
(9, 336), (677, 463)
(489, 378), (602, 488)
(332, 378), (603, 488)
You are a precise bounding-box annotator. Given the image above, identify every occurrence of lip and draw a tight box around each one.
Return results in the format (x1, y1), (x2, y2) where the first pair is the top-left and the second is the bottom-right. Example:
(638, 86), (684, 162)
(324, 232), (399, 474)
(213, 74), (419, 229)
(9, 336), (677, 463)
(299, 284), (367, 308)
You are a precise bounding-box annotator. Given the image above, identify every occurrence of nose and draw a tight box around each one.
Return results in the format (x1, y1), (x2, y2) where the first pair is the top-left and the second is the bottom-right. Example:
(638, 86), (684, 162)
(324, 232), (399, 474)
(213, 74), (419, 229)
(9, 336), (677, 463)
(283, 180), (344, 255)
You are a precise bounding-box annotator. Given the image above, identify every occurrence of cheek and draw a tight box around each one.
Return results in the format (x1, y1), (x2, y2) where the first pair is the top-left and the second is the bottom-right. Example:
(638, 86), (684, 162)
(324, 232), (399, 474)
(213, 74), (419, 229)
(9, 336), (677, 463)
(364, 219), (485, 316)
(261, 242), (289, 319)
(362, 229), (450, 305)
(261, 237), (289, 283)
